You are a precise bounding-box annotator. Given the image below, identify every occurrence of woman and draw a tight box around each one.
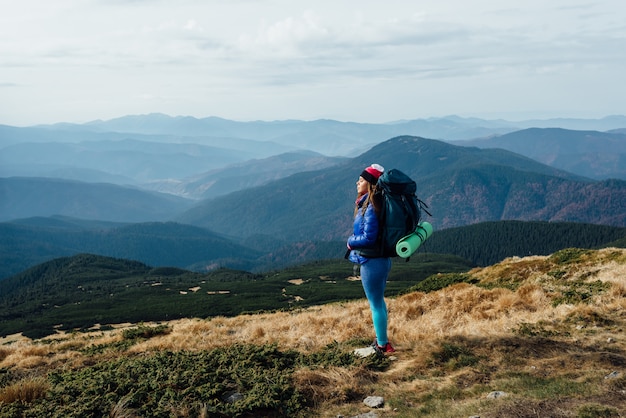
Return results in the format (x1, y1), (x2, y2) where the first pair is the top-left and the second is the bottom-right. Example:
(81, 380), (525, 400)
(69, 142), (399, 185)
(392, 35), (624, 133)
(346, 163), (395, 354)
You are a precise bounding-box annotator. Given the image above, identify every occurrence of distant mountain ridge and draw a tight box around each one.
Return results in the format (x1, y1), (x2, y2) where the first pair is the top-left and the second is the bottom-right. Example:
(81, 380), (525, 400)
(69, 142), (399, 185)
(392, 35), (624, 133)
(3, 115), (626, 190)
(455, 127), (626, 180)
(0, 217), (264, 280)
(2, 136), (624, 234)
(82, 112), (626, 143)
(144, 151), (347, 199)
(178, 136), (626, 241)
(5, 113), (626, 155)
(2, 127), (626, 280)
(0, 177), (194, 222)
(2, 215), (623, 281)
(0, 136), (294, 185)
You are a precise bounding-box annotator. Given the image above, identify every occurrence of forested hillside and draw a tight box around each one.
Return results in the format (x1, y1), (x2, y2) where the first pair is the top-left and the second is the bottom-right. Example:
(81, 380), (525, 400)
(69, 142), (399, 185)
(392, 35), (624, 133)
(178, 136), (626, 240)
(456, 127), (626, 180)
(1, 218), (624, 339)
(424, 220), (626, 266)
(1, 218), (624, 281)
(0, 253), (472, 339)
(0, 219), (263, 280)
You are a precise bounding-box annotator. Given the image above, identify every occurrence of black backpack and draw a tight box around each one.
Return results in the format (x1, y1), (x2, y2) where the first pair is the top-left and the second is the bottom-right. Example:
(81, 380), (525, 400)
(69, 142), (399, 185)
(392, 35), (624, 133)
(374, 169), (430, 258)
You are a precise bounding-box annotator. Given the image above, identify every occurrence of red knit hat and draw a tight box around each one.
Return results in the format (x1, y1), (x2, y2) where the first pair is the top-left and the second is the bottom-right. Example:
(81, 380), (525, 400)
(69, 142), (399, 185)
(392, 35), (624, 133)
(360, 163), (384, 184)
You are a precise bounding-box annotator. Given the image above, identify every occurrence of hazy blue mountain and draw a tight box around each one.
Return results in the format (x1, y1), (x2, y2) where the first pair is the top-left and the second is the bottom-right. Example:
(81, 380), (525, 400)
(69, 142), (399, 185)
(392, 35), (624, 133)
(82, 113), (626, 149)
(177, 136), (625, 242)
(0, 122), (293, 153)
(510, 115), (626, 131)
(0, 218), (263, 280)
(0, 177), (195, 222)
(3, 115), (626, 190)
(0, 123), (296, 184)
(2, 135), (625, 281)
(0, 139), (276, 183)
(4, 135), (622, 232)
(1, 216), (624, 284)
(0, 164), (136, 185)
(454, 128), (626, 180)
(143, 151), (347, 199)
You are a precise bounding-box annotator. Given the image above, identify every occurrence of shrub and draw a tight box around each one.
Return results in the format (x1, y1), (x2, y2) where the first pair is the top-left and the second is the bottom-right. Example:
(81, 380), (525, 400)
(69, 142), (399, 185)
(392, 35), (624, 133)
(408, 273), (475, 293)
(552, 280), (611, 307)
(0, 377), (49, 405)
(121, 324), (171, 340)
(430, 343), (479, 370)
(577, 403), (620, 418)
(549, 248), (591, 265)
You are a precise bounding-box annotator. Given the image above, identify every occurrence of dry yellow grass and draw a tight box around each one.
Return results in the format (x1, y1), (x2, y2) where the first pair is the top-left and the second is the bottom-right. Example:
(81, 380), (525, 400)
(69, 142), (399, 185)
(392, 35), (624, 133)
(0, 377), (49, 405)
(2, 247), (626, 417)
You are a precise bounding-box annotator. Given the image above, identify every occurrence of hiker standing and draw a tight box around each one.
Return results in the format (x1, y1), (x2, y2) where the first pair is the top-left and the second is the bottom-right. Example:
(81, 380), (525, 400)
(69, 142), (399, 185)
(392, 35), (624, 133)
(346, 163), (395, 354)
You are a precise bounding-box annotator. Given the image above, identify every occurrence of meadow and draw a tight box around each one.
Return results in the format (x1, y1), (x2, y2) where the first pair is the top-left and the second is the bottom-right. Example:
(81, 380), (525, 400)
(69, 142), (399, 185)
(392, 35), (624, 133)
(1, 247), (626, 417)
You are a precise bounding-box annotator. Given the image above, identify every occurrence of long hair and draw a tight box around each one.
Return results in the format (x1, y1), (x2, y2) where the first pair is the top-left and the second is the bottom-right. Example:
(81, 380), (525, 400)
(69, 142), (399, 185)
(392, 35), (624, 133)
(355, 182), (382, 217)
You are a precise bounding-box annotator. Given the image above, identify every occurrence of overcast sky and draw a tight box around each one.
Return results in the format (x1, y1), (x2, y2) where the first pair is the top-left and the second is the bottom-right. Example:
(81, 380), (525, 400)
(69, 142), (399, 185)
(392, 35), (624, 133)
(1, 0), (625, 126)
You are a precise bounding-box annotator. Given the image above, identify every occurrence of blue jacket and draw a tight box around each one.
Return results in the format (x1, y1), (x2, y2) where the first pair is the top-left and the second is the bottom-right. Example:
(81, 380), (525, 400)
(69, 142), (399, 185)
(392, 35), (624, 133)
(347, 194), (381, 264)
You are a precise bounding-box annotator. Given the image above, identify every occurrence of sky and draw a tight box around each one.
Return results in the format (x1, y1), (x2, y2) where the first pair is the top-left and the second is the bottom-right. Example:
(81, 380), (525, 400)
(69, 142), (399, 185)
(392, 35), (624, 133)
(1, 0), (625, 126)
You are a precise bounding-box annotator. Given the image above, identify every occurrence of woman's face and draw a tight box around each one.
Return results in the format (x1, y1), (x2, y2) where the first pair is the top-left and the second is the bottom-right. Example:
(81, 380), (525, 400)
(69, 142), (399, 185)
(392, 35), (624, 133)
(356, 176), (369, 196)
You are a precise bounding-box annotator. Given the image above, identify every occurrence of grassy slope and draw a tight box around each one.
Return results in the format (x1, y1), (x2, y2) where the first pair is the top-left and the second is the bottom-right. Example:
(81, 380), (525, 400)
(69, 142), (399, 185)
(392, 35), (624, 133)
(1, 247), (626, 417)
(0, 253), (473, 339)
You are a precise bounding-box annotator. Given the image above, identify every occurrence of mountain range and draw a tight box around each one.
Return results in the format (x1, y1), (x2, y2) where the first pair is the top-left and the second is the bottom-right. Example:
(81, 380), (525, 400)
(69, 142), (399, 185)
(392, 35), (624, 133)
(0, 177), (194, 222)
(1, 137), (626, 280)
(1, 114), (626, 280)
(177, 136), (625, 241)
(2, 216), (623, 282)
(2, 114), (626, 190)
(455, 127), (626, 180)
(1, 114), (626, 417)
(70, 112), (626, 148)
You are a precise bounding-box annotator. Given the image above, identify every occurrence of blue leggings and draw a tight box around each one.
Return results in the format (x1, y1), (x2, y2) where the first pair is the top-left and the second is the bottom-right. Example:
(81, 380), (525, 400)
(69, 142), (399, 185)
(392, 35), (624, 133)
(360, 257), (392, 346)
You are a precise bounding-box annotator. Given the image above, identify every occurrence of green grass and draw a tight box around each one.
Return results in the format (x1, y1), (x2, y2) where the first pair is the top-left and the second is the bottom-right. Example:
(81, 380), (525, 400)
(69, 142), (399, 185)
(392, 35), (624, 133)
(430, 343), (480, 370)
(494, 372), (592, 399)
(0, 342), (389, 418)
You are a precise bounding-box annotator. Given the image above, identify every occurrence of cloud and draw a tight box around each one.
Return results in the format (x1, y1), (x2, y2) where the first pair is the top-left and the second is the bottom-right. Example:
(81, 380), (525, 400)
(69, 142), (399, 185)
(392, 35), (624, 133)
(1, 0), (625, 125)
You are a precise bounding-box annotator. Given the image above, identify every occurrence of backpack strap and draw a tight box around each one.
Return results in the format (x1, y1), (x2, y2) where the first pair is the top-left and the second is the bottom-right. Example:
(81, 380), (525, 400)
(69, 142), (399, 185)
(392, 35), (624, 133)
(417, 197), (432, 218)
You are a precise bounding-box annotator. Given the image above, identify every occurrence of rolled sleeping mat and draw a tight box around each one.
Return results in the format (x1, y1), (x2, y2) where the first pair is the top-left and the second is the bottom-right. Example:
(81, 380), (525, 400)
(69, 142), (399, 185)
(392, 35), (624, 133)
(396, 221), (433, 258)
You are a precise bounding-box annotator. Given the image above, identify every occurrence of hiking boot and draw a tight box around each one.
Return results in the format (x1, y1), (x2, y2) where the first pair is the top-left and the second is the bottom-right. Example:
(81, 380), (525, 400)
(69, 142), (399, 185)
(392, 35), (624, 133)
(372, 341), (396, 354)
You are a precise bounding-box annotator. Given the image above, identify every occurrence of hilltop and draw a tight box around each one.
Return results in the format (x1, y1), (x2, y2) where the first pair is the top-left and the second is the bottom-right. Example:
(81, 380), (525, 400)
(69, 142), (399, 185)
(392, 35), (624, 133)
(1, 247), (625, 417)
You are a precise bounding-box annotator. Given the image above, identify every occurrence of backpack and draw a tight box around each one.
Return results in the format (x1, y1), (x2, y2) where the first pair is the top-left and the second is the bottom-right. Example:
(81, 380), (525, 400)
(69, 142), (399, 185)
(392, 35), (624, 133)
(374, 169), (430, 258)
